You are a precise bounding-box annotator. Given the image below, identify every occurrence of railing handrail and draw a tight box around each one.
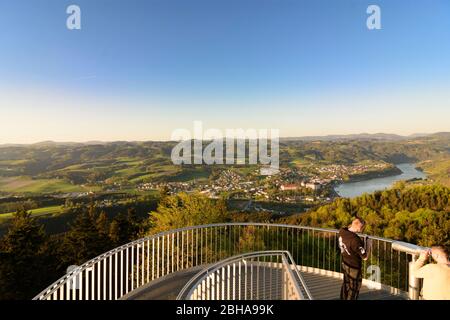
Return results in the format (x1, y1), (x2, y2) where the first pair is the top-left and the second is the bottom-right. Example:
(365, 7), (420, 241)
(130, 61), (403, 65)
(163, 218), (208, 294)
(35, 223), (343, 299)
(177, 250), (312, 300)
(176, 250), (288, 300)
(283, 250), (314, 299)
(281, 253), (306, 300)
(33, 222), (425, 300)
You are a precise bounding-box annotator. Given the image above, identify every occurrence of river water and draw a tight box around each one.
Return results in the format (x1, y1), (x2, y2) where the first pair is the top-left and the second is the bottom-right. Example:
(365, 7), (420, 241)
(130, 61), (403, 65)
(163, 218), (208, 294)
(334, 163), (426, 198)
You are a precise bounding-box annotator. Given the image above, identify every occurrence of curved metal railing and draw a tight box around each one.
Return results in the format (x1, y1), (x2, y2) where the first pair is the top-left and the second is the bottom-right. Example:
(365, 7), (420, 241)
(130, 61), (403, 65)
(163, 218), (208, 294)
(33, 223), (425, 300)
(177, 250), (313, 300)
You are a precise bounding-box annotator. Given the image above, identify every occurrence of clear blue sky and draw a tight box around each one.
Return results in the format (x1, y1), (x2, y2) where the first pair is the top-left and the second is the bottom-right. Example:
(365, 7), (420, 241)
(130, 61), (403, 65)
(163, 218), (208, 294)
(1, 0), (449, 143)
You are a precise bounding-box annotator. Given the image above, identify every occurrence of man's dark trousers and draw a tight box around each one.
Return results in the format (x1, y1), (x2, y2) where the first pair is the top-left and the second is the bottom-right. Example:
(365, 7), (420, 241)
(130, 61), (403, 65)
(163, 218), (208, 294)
(340, 262), (363, 300)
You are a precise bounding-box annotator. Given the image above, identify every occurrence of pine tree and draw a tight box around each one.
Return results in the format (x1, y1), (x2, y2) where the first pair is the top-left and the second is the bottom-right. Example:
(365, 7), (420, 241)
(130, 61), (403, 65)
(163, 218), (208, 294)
(109, 212), (132, 246)
(60, 206), (111, 267)
(0, 210), (53, 299)
(96, 211), (109, 237)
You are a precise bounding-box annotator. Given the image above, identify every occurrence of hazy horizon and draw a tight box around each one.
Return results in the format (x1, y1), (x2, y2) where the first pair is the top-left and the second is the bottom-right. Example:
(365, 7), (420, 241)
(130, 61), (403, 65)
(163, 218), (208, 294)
(0, 131), (448, 146)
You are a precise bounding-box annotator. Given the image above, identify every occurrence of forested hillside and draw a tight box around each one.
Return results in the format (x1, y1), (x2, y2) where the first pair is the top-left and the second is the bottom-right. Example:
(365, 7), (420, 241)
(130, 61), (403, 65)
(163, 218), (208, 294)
(282, 184), (450, 247)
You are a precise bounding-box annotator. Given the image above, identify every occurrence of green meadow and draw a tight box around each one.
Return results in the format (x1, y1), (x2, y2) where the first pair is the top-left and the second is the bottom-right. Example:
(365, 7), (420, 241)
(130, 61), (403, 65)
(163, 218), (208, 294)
(0, 176), (97, 194)
(0, 205), (63, 221)
(418, 158), (450, 187)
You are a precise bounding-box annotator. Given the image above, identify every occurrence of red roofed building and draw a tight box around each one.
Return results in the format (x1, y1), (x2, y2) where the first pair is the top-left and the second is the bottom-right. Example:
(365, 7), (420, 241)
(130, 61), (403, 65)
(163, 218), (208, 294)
(280, 184), (299, 191)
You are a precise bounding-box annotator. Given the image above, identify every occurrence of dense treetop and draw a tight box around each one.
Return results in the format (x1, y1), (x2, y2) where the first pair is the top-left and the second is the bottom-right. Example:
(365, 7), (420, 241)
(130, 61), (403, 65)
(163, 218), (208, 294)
(282, 184), (450, 247)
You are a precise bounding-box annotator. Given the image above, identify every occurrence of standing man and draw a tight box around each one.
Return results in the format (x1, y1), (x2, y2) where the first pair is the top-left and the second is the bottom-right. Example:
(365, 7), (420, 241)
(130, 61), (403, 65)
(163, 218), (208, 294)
(412, 246), (450, 300)
(338, 217), (369, 300)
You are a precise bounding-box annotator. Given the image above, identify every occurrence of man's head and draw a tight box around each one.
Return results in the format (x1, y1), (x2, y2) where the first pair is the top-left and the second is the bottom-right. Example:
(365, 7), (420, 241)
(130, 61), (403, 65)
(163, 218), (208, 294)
(349, 217), (366, 233)
(430, 246), (449, 264)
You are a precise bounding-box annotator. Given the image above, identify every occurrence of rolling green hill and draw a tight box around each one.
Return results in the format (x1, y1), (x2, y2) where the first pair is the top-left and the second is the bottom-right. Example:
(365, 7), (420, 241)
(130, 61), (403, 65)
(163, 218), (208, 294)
(0, 133), (448, 194)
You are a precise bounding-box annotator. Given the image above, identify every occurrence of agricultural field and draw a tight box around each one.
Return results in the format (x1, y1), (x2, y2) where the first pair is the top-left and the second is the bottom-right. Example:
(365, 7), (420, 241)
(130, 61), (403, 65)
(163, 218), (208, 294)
(0, 176), (97, 194)
(0, 205), (63, 221)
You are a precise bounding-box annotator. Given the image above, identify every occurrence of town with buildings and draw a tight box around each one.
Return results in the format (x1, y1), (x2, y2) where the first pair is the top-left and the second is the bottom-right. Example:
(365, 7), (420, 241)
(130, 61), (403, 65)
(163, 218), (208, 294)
(135, 161), (395, 206)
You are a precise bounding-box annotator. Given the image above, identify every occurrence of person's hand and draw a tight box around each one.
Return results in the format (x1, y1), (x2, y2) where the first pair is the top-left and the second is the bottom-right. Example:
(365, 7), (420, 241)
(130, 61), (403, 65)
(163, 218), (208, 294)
(419, 249), (429, 260)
